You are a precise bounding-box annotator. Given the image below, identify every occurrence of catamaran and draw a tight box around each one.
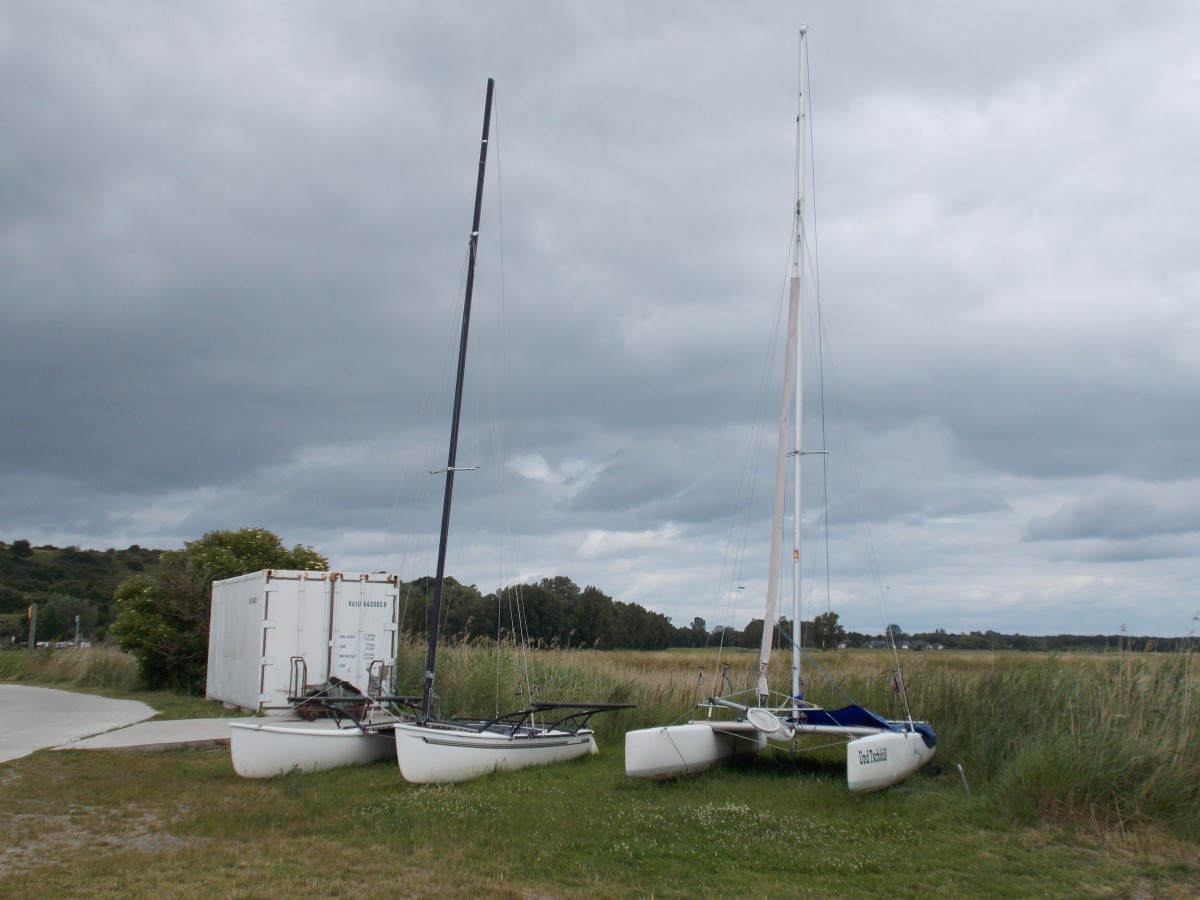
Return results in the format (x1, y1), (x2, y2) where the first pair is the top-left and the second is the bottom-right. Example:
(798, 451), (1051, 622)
(624, 28), (936, 793)
(230, 659), (411, 779)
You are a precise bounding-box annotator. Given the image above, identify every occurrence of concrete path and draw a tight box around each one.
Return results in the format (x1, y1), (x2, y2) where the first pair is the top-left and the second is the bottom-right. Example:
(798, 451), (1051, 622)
(0, 683), (253, 762)
(0, 684), (156, 763)
(63, 716), (252, 752)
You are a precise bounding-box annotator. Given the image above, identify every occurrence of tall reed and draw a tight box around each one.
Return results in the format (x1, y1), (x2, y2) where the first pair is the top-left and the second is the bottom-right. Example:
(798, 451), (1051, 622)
(896, 650), (1199, 840)
(0, 643), (142, 692)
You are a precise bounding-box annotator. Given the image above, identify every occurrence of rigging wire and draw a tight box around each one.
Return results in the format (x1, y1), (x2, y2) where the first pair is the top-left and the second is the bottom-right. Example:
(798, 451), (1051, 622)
(465, 94), (519, 711)
(809, 53), (833, 654)
(460, 91), (541, 716)
(363, 83), (552, 718)
(810, 252), (916, 723)
(389, 247), (474, 681)
(773, 38), (824, 665)
(372, 87), (527, 712)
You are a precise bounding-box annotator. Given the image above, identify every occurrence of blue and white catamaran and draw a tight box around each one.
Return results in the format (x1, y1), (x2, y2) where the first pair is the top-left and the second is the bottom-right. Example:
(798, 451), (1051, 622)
(624, 27), (936, 793)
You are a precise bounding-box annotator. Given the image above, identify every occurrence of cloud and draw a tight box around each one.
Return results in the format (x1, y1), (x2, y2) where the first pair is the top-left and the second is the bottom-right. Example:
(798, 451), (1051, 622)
(1025, 480), (1200, 545)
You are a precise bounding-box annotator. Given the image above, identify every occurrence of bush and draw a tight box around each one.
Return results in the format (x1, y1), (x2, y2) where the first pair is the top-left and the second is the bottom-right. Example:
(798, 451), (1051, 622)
(109, 528), (327, 693)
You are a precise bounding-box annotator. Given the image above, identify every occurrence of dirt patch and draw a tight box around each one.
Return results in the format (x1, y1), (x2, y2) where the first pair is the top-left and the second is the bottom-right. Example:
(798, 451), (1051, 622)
(0, 807), (198, 875)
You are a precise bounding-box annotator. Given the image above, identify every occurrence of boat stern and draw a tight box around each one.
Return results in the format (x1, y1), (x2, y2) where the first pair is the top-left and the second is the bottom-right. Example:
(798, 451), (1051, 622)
(846, 729), (934, 793)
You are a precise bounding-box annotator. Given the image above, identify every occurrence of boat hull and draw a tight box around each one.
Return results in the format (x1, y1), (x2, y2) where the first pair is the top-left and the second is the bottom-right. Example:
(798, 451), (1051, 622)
(846, 729), (936, 793)
(624, 722), (766, 780)
(393, 721), (597, 784)
(230, 718), (395, 778)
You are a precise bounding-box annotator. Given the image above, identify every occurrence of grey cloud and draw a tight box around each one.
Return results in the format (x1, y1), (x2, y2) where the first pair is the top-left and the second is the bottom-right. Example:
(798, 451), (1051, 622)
(1025, 482), (1200, 543)
(4, 1), (1200, 635)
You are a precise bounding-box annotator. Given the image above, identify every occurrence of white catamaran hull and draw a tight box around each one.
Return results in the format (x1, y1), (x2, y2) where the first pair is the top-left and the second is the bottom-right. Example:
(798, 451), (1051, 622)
(230, 718), (395, 779)
(393, 722), (597, 784)
(846, 730), (937, 793)
(624, 722), (767, 780)
(627, 715), (936, 790)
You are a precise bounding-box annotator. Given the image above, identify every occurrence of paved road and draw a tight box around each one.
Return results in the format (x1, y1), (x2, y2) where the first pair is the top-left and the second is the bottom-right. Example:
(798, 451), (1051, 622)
(0, 684), (156, 763)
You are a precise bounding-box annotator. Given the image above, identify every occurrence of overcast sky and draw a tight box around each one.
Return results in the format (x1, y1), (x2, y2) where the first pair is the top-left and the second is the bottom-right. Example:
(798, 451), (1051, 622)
(3, 2), (1198, 637)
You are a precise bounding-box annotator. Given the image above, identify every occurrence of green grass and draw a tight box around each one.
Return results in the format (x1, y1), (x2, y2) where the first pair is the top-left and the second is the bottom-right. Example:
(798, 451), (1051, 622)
(1, 746), (1195, 897)
(2, 644), (1197, 897)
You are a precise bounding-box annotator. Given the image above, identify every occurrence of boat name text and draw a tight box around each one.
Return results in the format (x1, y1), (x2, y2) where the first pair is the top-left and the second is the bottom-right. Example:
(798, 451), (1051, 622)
(858, 746), (888, 766)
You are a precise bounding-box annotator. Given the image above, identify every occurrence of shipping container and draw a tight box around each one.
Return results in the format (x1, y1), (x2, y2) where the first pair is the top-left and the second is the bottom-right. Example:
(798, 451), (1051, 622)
(206, 569), (400, 713)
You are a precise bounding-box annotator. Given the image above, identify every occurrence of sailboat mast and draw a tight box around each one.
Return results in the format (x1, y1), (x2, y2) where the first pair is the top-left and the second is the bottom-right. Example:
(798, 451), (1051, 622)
(422, 77), (495, 719)
(791, 27), (809, 711)
(753, 28), (811, 710)
(755, 29), (809, 707)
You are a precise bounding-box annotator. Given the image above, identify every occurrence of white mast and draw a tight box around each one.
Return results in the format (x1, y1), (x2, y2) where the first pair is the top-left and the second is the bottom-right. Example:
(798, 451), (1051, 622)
(757, 26), (808, 705)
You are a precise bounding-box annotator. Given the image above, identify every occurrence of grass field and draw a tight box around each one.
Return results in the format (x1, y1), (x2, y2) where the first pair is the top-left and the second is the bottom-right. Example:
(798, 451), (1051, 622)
(2, 644), (1197, 897)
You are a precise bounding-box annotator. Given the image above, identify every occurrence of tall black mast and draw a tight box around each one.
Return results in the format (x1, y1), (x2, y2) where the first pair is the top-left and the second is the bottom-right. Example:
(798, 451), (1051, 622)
(421, 77), (495, 719)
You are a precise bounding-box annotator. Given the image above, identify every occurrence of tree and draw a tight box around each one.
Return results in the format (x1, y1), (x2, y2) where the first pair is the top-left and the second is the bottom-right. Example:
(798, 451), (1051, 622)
(740, 618), (764, 649)
(745, 617), (795, 650)
(811, 611), (846, 649)
(110, 528), (327, 693)
(35, 593), (99, 642)
(610, 601), (673, 650)
(711, 625), (740, 647)
(568, 585), (614, 648)
(507, 583), (566, 645)
(539, 576), (581, 604)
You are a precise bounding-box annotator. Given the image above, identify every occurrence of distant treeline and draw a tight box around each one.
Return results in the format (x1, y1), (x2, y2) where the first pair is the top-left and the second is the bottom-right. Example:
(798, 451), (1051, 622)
(1, 539), (1194, 653)
(397, 575), (1196, 654)
(398, 575), (678, 650)
(833, 628), (1195, 655)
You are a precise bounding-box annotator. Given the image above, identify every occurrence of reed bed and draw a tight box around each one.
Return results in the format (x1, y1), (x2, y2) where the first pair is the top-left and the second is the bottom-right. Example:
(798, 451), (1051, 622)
(416, 641), (1200, 841)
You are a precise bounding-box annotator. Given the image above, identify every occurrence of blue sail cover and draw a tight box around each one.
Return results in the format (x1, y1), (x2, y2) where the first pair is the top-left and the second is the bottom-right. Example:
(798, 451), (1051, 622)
(793, 703), (901, 731)
(788, 704), (891, 731)
(787, 704), (937, 749)
(908, 721), (938, 749)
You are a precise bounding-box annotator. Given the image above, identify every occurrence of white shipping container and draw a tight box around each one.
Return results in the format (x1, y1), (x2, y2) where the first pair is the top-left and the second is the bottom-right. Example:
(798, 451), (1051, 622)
(206, 569), (399, 713)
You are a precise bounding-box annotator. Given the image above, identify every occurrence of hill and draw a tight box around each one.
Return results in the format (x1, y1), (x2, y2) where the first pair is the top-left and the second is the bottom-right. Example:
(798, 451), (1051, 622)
(0, 539), (162, 640)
